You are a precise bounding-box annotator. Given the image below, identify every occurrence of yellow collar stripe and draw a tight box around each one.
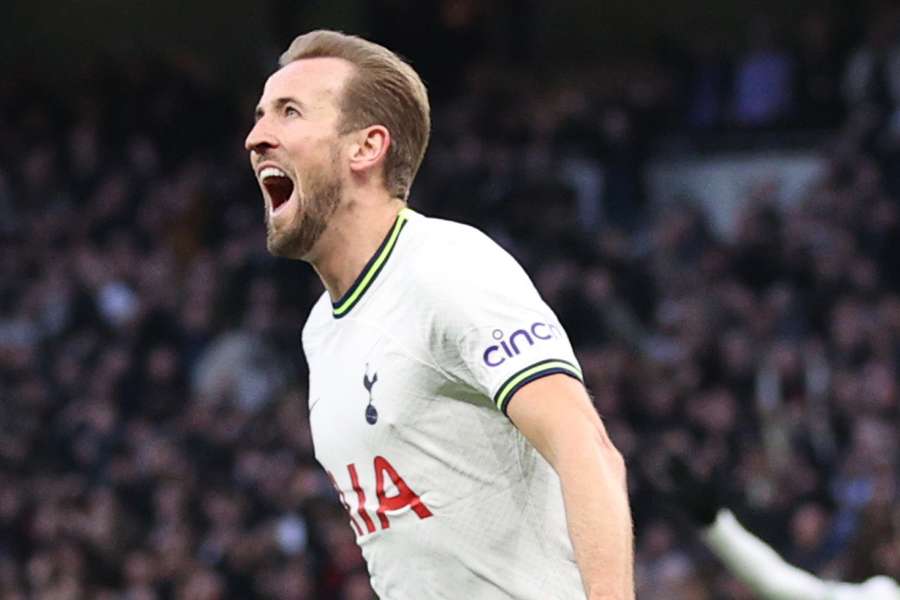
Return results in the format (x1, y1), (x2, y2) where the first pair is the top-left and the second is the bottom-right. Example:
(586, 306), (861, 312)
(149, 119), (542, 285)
(332, 208), (413, 318)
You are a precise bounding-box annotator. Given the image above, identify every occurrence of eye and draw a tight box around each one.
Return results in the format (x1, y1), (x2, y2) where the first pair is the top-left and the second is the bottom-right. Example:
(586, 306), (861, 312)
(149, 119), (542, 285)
(284, 105), (301, 118)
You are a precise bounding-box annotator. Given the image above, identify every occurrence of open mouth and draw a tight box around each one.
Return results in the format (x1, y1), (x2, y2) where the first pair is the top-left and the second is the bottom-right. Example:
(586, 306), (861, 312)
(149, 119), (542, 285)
(259, 166), (295, 213)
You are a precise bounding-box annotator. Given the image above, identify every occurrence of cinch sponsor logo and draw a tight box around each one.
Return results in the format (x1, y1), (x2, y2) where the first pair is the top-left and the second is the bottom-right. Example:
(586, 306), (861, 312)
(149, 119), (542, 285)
(482, 322), (563, 367)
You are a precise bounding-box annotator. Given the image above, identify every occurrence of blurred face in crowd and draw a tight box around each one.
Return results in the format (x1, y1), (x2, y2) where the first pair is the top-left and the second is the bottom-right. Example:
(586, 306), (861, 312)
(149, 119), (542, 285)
(245, 58), (354, 259)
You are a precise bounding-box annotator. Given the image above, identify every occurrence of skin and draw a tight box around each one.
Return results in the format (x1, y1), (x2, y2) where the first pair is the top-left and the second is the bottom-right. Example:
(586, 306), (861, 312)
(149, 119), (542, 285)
(245, 57), (404, 301)
(246, 55), (634, 600)
(508, 375), (635, 600)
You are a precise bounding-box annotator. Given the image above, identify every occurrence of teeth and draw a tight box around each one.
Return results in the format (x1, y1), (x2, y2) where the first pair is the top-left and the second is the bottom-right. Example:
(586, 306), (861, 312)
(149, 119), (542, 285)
(259, 166), (288, 181)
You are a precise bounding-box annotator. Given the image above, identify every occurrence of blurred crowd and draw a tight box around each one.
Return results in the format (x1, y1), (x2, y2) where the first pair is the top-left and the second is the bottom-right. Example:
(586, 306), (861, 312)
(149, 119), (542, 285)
(2, 2), (900, 599)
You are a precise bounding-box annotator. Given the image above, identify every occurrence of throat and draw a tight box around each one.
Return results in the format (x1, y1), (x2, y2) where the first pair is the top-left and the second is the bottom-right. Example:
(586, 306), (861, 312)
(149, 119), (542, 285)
(318, 204), (409, 315)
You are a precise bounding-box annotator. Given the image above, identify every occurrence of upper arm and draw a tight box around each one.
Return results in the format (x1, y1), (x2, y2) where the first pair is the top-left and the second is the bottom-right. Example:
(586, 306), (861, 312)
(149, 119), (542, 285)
(507, 373), (622, 471)
(422, 230), (584, 414)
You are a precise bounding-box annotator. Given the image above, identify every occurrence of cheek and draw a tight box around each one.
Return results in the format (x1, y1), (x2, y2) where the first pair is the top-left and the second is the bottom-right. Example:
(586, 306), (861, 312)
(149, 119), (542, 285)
(288, 136), (330, 169)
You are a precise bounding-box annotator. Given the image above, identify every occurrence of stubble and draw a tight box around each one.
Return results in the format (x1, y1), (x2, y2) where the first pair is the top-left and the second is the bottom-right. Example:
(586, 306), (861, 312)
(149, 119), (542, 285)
(266, 155), (341, 260)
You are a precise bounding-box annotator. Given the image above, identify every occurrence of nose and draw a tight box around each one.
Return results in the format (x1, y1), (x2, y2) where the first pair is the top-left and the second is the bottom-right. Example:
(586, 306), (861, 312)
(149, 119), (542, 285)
(245, 118), (279, 154)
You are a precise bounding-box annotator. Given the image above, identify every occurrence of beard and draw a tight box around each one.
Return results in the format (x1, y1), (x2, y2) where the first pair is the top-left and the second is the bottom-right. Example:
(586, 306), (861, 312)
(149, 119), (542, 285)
(265, 158), (341, 260)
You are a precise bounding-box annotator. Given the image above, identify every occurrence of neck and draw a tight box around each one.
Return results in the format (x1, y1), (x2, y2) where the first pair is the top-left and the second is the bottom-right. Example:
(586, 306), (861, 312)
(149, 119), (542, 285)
(310, 194), (406, 302)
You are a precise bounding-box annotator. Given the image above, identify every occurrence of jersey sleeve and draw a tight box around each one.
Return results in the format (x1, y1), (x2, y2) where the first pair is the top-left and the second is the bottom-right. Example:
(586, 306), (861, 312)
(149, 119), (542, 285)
(832, 577), (900, 600)
(423, 231), (583, 415)
(705, 510), (900, 599)
(704, 509), (837, 600)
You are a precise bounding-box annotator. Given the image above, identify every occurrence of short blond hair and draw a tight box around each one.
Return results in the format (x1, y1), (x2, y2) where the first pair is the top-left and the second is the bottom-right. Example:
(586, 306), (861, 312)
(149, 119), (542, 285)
(280, 30), (431, 201)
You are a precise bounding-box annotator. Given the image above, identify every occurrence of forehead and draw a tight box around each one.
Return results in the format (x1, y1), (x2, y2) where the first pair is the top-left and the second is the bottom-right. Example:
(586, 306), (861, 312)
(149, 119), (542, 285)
(260, 57), (355, 110)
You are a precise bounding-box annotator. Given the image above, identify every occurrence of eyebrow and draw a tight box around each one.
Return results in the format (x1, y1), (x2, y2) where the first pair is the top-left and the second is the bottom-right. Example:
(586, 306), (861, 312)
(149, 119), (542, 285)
(254, 97), (305, 122)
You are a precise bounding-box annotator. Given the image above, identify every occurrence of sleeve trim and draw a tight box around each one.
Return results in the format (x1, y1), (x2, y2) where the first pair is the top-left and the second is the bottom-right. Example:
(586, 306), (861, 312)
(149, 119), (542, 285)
(494, 359), (583, 415)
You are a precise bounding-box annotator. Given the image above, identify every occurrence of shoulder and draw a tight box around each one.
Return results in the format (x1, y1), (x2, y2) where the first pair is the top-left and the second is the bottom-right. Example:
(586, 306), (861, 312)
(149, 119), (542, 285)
(405, 213), (534, 295)
(402, 213), (553, 340)
(408, 212), (501, 259)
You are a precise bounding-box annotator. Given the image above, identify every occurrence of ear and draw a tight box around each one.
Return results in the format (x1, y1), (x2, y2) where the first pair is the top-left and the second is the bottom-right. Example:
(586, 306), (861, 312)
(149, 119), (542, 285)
(348, 125), (391, 174)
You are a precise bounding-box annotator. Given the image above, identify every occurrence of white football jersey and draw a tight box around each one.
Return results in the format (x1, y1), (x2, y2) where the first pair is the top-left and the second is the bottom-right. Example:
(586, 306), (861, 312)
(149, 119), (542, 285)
(302, 208), (587, 599)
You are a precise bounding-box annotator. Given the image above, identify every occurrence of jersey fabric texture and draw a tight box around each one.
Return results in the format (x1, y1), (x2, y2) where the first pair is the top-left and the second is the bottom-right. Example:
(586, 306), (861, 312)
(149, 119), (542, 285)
(302, 208), (586, 600)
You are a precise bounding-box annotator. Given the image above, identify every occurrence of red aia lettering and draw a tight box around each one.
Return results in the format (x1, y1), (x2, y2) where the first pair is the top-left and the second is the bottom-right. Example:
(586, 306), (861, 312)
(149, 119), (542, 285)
(326, 470), (362, 537)
(330, 457), (433, 534)
(374, 455), (433, 528)
(347, 463), (377, 534)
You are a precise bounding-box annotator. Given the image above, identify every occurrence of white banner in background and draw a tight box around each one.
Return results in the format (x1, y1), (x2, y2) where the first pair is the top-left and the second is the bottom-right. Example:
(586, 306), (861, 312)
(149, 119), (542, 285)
(647, 152), (826, 239)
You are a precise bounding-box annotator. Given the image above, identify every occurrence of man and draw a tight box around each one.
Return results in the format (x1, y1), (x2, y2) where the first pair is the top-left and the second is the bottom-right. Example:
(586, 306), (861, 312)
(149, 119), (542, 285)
(245, 30), (633, 599)
(660, 457), (900, 600)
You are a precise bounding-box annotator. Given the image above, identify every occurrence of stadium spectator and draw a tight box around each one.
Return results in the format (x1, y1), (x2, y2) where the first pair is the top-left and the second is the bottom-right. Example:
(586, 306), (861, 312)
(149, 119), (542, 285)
(732, 17), (795, 127)
(1, 5), (899, 598)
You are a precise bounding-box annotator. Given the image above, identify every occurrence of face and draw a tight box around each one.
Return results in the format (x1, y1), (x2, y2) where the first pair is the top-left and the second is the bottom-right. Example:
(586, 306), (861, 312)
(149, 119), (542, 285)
(245, 58), (354, 259)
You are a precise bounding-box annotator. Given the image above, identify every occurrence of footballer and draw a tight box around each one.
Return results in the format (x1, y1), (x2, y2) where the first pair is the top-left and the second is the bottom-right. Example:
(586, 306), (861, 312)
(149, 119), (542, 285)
(245, 30), (634, 599)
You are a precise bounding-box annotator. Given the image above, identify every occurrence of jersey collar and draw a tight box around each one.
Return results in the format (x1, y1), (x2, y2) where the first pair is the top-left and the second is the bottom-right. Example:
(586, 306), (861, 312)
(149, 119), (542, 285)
(332, 207), (413, 319)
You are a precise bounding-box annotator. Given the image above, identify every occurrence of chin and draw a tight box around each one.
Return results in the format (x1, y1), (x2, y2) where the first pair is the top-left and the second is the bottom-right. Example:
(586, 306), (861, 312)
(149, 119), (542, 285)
(267, 226), (314, 260)
(266, 237), (284, 257)
(267, 234), (295, 258)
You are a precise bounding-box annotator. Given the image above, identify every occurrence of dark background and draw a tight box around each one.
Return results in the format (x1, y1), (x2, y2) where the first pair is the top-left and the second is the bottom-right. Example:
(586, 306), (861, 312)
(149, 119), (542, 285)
(1, 1), (899, 599)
